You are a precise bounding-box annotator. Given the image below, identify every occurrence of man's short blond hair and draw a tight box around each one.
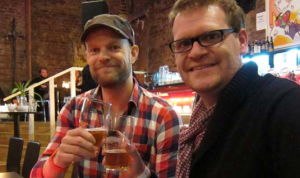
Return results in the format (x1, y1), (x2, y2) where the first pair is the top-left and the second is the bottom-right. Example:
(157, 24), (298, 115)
(169, 0), (246, 32)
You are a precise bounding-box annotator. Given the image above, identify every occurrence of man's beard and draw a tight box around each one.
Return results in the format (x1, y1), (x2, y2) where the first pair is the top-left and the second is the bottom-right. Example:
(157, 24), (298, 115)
(91, 67), (131, 88)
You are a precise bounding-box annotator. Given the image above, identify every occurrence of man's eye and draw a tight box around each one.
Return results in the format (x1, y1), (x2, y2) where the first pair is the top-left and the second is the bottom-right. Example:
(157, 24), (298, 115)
(110, 46), (121, 50)
(176, 40), (191, 49)
(90, 48), (99, 53)
(201, 32), (222, 42)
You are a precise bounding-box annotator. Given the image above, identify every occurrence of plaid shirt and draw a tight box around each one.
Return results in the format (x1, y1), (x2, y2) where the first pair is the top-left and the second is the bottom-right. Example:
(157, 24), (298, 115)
(31, 78), (183, 178)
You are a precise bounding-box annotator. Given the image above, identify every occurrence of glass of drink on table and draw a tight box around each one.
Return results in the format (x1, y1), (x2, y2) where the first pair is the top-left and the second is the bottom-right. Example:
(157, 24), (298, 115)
(79, 97), (112, 150)
(105, 115), (136, 172)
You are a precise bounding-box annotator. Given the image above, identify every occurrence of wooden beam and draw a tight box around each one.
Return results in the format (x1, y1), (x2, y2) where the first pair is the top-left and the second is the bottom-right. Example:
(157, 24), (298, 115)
(26, 0), (32, 80)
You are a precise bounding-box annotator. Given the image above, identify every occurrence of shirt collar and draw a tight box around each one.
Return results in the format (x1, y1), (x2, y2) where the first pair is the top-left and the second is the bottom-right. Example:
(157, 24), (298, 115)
(90, 77), (140, 115)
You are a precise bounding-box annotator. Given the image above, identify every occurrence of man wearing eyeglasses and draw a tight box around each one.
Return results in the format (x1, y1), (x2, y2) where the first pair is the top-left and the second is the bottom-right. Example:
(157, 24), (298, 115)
(167, 0), (300, 178)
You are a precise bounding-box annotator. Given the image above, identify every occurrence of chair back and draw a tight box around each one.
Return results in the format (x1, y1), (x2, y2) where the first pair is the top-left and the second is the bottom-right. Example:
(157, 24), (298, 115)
(6, 137), (24, 173)
(0, 86), (5, 105)
(22, 141), (41, 178)
(36, 100), (50, 122)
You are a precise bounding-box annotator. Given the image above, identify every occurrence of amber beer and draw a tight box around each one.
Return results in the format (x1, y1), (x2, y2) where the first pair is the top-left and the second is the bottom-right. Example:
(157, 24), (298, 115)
(86, 128), (108, 148)
(105, 115), (135, 171)
(105, 149), (130, 170)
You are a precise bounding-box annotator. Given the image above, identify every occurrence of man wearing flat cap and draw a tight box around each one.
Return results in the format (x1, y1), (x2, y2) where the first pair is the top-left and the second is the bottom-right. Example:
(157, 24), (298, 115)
(31, 14), (182, 178)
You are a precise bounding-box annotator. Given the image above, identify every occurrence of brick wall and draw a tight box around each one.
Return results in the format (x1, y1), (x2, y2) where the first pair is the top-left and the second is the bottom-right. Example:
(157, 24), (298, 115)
(246, 0), (266, 43)
(147, 0), (176, 72)
(31, 0), (82, 87)
(105, 0), (175, 72)
(107, 0), (266, 73)
(0, 0), (26, 96)
(0, 0), (265, 97)
(106, 0), (149, 72)
(0, 0), (83, 96)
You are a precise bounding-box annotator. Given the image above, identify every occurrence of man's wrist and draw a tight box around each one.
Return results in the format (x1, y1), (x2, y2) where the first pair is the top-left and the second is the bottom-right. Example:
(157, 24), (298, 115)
(137, 165), (151, 178)
(49, 149), (69, 172)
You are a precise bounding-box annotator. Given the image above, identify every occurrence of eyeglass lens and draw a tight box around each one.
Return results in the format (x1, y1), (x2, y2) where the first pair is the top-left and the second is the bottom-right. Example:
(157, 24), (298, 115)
(171, 30), (225, 53)
(200, 31), (223, 46)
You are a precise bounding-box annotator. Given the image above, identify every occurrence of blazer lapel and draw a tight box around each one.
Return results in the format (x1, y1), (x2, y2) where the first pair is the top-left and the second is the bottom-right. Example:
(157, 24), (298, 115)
(191, 104), (235, 168)
(190, 62), (260, 169)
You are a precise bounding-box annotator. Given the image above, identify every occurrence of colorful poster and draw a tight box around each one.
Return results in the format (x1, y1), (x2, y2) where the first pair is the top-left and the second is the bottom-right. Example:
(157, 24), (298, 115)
(266, 0), (300, 50)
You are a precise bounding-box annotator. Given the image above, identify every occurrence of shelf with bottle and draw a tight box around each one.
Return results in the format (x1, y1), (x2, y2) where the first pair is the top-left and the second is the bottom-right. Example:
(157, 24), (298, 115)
(243, 44), (300, 85)
(247, 36), (274, 57)
(243, 44), (300, 77)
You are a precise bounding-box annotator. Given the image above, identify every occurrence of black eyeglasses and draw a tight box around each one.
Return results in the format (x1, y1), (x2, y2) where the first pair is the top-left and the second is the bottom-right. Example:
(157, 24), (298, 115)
(169, 29), (236, 53)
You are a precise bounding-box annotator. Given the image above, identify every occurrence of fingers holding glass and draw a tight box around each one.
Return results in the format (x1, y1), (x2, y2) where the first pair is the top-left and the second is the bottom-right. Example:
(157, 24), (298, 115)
(79, 97), (112, 151)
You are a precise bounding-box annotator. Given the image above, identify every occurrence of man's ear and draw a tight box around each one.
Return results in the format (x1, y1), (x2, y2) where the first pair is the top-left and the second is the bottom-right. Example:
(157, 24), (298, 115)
(238, 29), (248, 55)
(130, 45), (139, 64)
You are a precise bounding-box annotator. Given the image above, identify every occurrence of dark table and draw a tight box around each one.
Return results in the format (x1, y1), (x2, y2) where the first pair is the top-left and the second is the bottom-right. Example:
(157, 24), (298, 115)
(0, 172), (23, 178)
(0, 111), (42, 137)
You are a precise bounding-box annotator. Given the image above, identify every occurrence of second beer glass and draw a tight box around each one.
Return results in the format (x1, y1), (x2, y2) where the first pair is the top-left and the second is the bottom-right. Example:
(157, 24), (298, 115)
(105, 115), (136, 172)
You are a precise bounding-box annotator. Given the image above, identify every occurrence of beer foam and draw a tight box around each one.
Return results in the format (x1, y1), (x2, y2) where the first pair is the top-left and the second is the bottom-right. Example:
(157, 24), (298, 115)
(106, 149), (127, 153)
(86, 128), (107, 132)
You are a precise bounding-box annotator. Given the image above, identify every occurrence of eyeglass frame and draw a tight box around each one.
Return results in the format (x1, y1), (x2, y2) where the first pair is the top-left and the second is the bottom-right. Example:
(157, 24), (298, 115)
(168, 29), (237, 53)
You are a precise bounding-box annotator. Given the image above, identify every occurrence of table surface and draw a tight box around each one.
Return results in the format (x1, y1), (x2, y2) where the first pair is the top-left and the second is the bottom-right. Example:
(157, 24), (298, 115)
(0, 111), (42, 114)
(0, 172), (23, 178)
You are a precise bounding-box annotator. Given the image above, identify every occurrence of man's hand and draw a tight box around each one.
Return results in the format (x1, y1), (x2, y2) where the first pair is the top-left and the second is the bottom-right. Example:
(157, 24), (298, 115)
(102, 131), (146, 178)
(122, 143), (147, 178)
(52, 127), (98, 168)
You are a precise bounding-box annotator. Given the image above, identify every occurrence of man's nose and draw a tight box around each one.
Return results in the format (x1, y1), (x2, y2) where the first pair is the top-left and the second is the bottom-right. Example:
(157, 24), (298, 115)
(98, 49), (110, 61)
(188, 41), (208, 59)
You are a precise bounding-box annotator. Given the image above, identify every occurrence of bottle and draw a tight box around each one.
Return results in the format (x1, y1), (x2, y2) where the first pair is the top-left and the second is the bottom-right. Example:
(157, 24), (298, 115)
(257, 39), (262, 53)
(265, 36), (270, 52)
(291, 71), (296, 81)
(269, 37), (274, 52)
(248, 43), (251, 55)
(254, 40), (258, 54)
(250, 41), (254, 55)
(261, 39), (266, 53)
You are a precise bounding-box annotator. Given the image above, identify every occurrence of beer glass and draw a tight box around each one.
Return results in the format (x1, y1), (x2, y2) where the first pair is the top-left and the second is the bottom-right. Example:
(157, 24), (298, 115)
(79, 97), (112, 149)
(105, 115), (136, 172)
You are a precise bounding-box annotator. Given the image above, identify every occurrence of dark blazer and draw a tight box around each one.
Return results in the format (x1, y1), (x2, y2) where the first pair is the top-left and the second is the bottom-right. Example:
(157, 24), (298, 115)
(190, 62), (300, 178)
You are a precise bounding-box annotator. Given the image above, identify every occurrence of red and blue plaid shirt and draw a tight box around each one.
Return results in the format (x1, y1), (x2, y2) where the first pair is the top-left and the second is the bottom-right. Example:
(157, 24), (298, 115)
(31, 78), (182, 178)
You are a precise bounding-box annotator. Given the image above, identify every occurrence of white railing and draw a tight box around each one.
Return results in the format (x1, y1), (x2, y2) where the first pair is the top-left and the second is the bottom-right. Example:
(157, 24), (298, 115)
(4, 67), (83, 140)
(4, 67), (147, 140)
